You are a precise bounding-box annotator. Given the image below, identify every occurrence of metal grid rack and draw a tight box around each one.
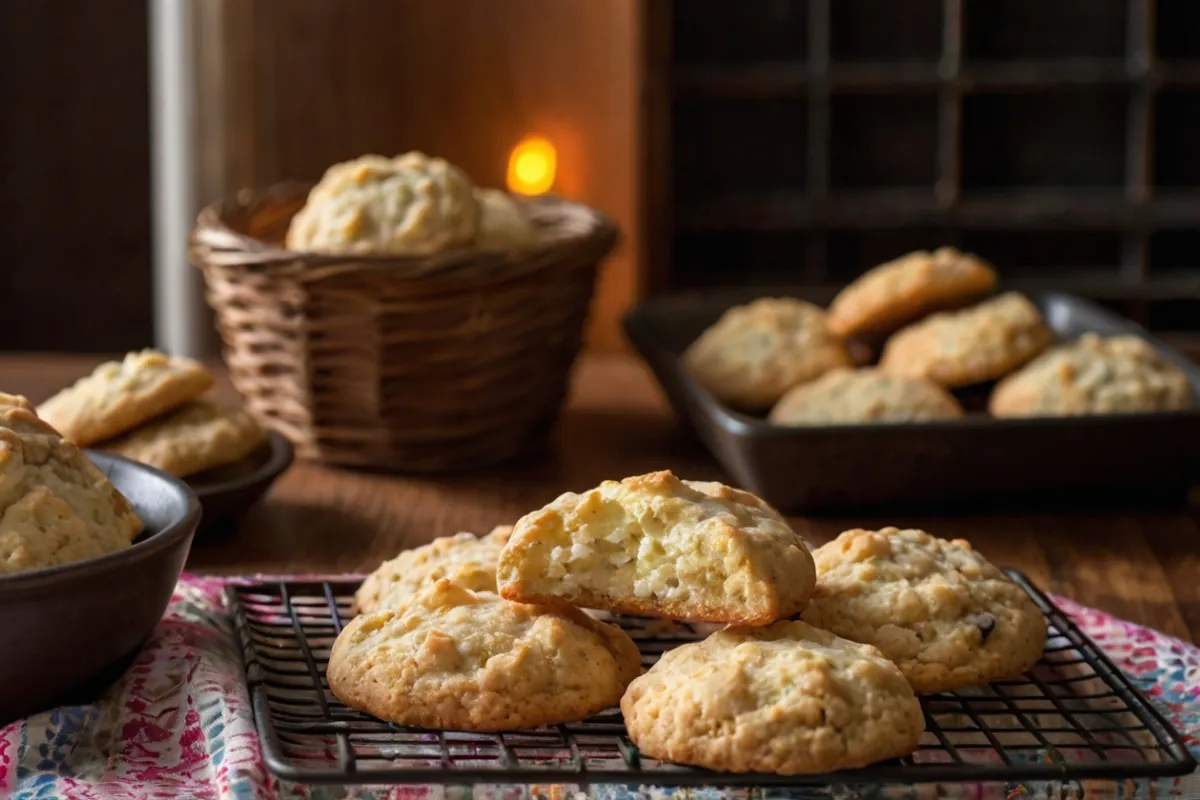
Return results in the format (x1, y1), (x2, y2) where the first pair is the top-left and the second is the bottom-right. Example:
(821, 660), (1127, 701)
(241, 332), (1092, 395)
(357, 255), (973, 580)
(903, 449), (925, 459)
(661, 0), (1200, 327)
(231, 572), (1195, 787)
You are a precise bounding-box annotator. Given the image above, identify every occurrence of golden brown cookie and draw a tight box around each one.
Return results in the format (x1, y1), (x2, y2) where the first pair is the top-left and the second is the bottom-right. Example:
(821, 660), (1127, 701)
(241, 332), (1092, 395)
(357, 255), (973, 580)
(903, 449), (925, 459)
(989, 333), (1194, 418)
(497, 470), (816, 625)
(683, 298), (853, 410)
(38, 350), (214, 447)
(286, 152), (480, 254)
(878, 292), (1054, 388)
(1, 393), (143, 575)
(327, 581), (642, 731)
(354, 525), (514, 614)
(769, 368), (964, 426)
(827, 247), (997, 338)
(620, 620), (925, 775)
(802, 527), (1046, 693)
(100, 401), (267, 478)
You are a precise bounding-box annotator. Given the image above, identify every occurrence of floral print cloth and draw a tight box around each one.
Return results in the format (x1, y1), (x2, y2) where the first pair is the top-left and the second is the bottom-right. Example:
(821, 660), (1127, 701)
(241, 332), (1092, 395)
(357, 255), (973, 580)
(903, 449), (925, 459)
(0, 575), (1196, 800)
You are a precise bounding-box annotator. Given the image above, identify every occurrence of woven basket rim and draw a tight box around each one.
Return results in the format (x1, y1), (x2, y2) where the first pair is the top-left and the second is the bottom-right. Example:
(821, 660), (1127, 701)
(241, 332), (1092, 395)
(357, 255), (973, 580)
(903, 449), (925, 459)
(189, 180), (618, 280)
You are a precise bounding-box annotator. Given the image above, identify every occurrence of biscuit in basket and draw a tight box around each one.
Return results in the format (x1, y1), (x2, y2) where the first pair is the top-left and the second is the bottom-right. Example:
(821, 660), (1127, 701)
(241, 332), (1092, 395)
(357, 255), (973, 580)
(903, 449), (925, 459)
(769, 368), (964, 426)
(878, 292), (1054, 388)
(683, 298), (853, 410)
(286, 152), (480, 255)
(355, 525), (514, 614)
(474, 188), (537, 250)
(802, 527), (1046, 693)
(827, 247), (997, 339)
(1, 393), (143, 575)
(100, 401), (267, 478)
(326, 581), (642, 731)
(620, 620), (925, 774)
(38, 349), (214, 447)
(989, 333), (1194, 418)
(496, 470), (816, 625)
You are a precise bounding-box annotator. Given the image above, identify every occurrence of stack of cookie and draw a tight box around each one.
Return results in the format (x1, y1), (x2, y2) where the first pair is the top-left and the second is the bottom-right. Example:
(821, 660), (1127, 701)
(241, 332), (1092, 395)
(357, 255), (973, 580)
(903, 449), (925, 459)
(37, 349), (267, 478)
(330, 470), (1048, 776)
(684, 247), (1193, 423)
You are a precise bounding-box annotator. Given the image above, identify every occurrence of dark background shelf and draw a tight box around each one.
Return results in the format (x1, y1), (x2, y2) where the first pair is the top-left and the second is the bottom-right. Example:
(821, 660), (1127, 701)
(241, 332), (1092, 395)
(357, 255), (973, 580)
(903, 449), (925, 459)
(657, 0), (1200, 330)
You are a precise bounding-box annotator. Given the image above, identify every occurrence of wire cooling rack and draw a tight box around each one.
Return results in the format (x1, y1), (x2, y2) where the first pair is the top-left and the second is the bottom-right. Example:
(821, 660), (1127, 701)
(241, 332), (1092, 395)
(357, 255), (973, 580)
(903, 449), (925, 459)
(230, 572), (1196, 786)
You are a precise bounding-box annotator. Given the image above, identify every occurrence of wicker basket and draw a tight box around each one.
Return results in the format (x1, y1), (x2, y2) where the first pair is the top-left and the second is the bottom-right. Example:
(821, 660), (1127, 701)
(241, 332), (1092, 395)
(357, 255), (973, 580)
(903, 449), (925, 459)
(189, 182), (618, 471)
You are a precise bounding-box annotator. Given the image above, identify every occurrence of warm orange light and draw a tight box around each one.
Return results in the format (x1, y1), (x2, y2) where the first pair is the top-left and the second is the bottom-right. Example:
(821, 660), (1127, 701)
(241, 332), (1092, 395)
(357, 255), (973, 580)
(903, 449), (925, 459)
(506, 135), (556, 196)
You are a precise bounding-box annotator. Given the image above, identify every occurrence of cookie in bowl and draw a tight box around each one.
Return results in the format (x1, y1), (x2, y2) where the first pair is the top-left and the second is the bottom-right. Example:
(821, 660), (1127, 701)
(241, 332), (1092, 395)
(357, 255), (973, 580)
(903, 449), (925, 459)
(769, 368), (964, 426)
(683, 298), (852, 411)
(989, 333), (1194, 418)
(497, 470), (816, 625)
(99, 400), (268, 478)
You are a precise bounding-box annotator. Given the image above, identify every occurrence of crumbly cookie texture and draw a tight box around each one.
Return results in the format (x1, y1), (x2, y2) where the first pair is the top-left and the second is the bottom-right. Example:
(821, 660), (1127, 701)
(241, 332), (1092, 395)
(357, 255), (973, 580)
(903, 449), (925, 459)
(327, 581), (642, 731)
(989, 333), (1193, 418)
(37, 349), (214, 447)
(827, 247), (997, 339)
(0, 393), (143, 575)
(100, 401), (267, 478)
(474, 188), (537, 250)
(497, 470), (816, 625)
(355, 525), (515, 614)
(620, 620), (925, 775)
(878, 292), (1054, 388)
(286, 152), (480, 255)
(769, 368), (964, 426)
(683, 298), (853, 410)
(802, 527), (1046, 693)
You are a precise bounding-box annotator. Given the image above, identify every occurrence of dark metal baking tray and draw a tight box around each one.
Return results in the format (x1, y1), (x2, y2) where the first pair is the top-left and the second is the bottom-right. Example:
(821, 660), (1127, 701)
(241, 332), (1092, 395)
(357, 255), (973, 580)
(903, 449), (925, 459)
(623, 290), (1200, 511)
(231, 573), (1195, 787)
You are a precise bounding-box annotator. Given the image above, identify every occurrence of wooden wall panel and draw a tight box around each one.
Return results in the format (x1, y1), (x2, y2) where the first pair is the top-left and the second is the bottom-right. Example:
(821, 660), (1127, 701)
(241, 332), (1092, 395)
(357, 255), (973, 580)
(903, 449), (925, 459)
(216, 0), (645, 352)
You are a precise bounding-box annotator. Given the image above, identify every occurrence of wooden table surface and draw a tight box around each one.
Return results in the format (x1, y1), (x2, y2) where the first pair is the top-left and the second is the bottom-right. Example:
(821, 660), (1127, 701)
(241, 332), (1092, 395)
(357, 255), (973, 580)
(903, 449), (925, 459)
(5, 352), (1200, 644)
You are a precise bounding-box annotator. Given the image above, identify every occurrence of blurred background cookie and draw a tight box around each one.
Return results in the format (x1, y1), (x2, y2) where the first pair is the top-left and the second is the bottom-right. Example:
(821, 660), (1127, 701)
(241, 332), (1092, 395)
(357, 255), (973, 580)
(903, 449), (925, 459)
(989, 333), (1194, 418)
(769, 368), (963, 426)
(878, 292), (1054, 388)
(683, 298), (852, 410)
(100, 401), (267, 478)
(473, 188), (537, 250)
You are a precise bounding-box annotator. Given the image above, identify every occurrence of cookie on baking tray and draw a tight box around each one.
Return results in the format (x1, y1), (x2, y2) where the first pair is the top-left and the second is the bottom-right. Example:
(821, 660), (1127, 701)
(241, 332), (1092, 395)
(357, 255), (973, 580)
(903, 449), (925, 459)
(496, 470), (816, 626)
(768, 368), (964, 426)
(827, 247), (998, 339)
(801, 527), (1046, 693)
(1, 393), (142, 575)
(682, 298), (853, 410)
(620, 620), (925, 775)
(989, 333), (1194, 418)
(878, 292), (1054, 388)
(37, 349), (214, 447)
(327, 580), (642, 731)
(354, 525), (514, 614)
(100, 400), (266, 478)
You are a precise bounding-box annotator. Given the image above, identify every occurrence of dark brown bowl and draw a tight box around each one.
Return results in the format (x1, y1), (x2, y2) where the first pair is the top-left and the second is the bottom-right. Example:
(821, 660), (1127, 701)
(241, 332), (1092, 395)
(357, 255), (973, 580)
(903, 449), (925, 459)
(0, 451), (201, 724)
(189, 429), (294, 536)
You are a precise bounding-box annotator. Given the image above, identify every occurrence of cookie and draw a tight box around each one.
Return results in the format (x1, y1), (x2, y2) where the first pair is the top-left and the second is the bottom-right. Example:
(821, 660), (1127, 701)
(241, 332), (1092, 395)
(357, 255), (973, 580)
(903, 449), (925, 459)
(769, 368), (964, 426)
(683, 298), (853, 410)
(827, 247), (998, 339)
(474, 188), (537, 250)
(286, 151), (479, 254)
(801, 527), (1046, 693)
(38, 350), (214, 447)
(326, 581), (642, 731)
(100, 401), (267, 478)
(497, 470), (815, 625)
(620, 620), (925, 775)
(355, 525), (514, 614)
(1, 393), (143, 575)
(878, 292), (1054, 388)
(989, 333), (1193, 418)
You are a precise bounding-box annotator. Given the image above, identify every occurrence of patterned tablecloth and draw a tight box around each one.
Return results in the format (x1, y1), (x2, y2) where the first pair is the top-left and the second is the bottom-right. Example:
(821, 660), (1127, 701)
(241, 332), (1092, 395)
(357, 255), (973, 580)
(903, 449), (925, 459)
(0, 575), (1196, 800)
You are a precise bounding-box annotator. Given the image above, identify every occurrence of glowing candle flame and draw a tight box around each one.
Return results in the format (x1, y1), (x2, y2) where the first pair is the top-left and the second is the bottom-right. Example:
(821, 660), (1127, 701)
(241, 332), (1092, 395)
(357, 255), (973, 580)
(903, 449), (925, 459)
(506, 135), (556, 196)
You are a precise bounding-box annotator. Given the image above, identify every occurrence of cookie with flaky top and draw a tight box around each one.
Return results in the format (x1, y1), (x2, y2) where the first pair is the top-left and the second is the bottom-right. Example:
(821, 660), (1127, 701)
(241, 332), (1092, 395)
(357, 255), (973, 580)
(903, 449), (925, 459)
(327, 581), (642, 731)
(497, 470), (815, 625)
(802, 527), (1046, 693)
(620, 620), (925, 775)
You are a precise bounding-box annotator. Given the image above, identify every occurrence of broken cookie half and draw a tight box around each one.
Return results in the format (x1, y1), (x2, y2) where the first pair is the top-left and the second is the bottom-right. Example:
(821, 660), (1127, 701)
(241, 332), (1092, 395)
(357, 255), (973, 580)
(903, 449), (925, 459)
(496, 470), (816, 625)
